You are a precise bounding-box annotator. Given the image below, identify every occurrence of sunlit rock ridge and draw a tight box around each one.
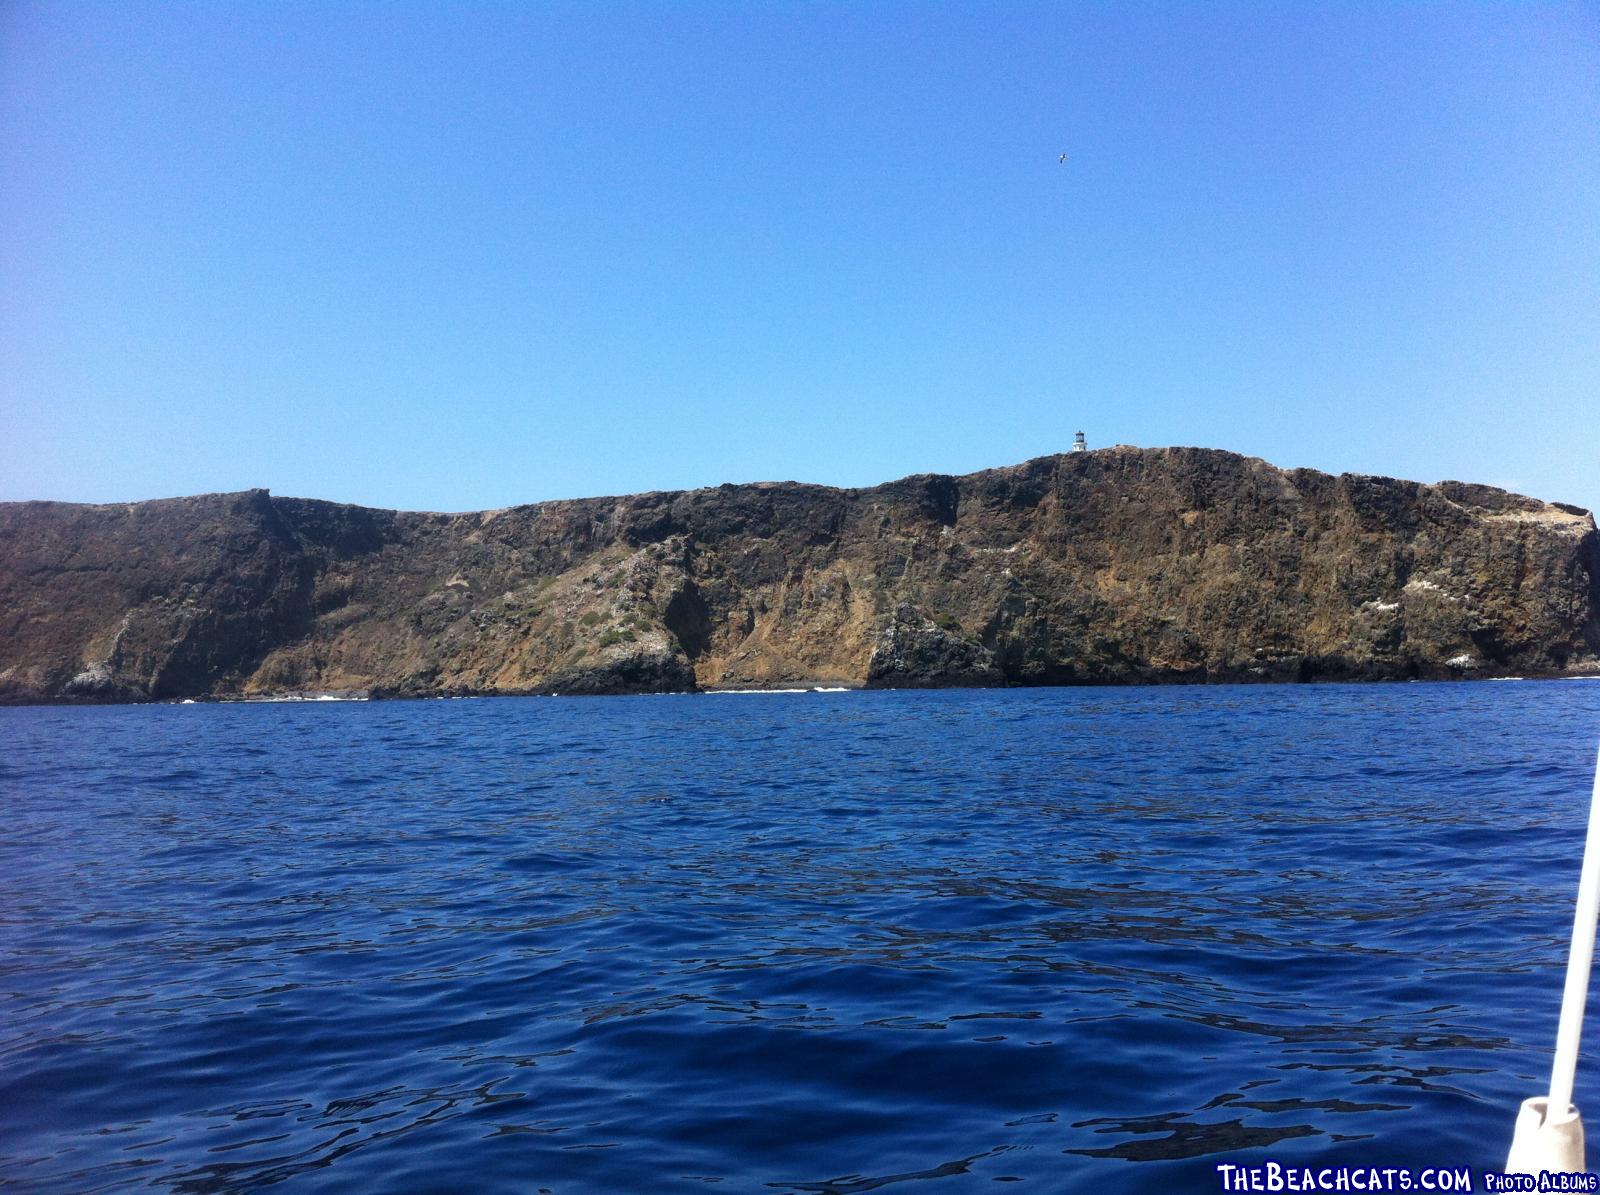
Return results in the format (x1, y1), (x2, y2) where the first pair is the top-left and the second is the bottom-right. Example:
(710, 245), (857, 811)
(2, 446), (1596, 703)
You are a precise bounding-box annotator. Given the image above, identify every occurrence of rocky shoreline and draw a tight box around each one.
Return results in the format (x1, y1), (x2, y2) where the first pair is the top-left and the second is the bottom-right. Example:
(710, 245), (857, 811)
(3, 446), (1597, 705)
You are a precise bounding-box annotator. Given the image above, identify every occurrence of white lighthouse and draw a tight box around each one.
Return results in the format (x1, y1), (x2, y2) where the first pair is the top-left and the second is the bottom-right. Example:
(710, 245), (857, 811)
(1071, 430), (1087, 453)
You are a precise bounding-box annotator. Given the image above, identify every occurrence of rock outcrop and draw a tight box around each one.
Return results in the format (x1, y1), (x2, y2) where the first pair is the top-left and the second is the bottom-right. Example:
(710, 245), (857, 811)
(2, 447), (1596, 702)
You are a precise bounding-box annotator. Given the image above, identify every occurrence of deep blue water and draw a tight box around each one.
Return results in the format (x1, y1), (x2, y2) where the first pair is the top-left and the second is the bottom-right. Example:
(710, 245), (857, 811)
(3, 682), (1600, 1193)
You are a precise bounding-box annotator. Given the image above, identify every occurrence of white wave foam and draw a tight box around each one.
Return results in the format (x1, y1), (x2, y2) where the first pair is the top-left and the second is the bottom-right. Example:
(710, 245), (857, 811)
(705, 688), (810, 695)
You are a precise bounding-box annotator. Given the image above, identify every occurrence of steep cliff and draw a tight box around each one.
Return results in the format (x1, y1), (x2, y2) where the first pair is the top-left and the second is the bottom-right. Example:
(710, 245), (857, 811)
(2, 447), (1596, 702)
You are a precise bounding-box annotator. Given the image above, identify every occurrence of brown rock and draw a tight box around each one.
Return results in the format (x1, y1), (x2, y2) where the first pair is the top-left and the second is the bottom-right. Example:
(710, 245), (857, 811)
(1, 447), (1595, 703)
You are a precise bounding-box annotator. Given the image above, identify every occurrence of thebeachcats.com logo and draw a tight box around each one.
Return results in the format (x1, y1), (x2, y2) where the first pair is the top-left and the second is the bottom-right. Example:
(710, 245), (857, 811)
(1214, 1162), (1473, 1191)
(1215, 1161), (1600, 1191)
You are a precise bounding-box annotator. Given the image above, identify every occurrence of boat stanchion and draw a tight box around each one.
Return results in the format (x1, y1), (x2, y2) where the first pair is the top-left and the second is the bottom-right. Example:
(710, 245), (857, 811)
(1507, 741), (1600, 1175)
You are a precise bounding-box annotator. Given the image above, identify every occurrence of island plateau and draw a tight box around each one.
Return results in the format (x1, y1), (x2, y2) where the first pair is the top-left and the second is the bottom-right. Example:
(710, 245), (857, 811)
(1, 446), (1596, 703)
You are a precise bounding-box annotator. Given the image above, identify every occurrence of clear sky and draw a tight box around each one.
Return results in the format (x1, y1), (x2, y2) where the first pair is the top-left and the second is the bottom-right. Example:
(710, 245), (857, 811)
(3, 1), (1596, 514)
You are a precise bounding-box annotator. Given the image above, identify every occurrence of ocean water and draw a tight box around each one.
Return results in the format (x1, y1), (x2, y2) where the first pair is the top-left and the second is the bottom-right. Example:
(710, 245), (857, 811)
(3, 682), (1599, 1193)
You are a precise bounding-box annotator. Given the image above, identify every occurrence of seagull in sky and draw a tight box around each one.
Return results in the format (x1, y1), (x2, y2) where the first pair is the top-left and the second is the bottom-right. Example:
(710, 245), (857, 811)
(1059, 153), (1068, 164)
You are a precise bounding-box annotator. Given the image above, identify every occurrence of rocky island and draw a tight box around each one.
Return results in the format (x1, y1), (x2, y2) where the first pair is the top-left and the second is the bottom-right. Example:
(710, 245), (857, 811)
(1, 446), (1596, 703)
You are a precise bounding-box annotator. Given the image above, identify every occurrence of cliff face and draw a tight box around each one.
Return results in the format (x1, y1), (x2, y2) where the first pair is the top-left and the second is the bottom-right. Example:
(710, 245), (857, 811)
(2, 447), (1596, 703)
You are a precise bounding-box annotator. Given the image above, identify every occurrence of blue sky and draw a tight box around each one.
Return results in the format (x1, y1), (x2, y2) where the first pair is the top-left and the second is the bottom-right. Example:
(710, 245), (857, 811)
(3, 1), (1596, 513)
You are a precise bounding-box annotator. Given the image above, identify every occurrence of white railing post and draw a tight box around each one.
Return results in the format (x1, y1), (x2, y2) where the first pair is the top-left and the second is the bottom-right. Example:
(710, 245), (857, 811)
(1506, 740), (1600, 1174)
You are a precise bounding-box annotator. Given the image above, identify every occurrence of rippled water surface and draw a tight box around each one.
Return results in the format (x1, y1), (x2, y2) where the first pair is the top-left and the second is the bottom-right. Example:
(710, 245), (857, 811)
(3, 682), (1600, 1192)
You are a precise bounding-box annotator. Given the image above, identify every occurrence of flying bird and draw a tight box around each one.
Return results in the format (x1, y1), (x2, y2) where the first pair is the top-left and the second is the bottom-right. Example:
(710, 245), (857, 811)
(1059, 153), (1068, 164)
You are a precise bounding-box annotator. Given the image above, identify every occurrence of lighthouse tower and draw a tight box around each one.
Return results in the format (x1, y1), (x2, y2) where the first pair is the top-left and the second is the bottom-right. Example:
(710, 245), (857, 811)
(1071, 431), (1087, 453)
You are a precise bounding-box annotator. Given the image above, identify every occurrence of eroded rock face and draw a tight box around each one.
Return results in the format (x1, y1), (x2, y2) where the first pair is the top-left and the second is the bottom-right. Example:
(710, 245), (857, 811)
(867, 604), (1005, 688)
(1, 447), (1596, 702)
